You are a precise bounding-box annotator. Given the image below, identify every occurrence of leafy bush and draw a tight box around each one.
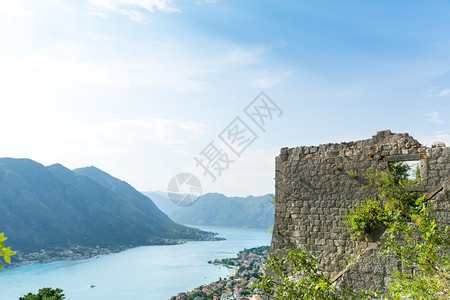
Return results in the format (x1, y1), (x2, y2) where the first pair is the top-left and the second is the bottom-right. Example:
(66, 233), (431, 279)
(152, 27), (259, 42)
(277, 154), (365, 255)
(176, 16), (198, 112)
(346, 199), (386, 239)
(361, 163), (422, 228)
(19, 288), (65, 300)
(347, 163), (421, 239)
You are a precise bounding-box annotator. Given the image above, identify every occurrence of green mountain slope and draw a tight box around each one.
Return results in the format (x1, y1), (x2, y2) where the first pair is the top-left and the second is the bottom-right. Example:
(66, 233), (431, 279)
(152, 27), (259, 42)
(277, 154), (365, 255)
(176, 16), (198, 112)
(169, 193), (275, 228)
(0, 158), (214, 253)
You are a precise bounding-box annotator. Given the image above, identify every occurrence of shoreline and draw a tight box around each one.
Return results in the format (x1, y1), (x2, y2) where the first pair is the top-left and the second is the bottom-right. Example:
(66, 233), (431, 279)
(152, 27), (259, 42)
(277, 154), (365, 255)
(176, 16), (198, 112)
(6, 244), (131, 269)
(6, 235), (225, 270)
(0, 226), (272, 300)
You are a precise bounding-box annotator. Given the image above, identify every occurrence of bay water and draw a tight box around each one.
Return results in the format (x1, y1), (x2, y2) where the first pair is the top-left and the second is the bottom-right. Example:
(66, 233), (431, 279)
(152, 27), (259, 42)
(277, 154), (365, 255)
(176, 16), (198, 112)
(0, 226), (272, 300)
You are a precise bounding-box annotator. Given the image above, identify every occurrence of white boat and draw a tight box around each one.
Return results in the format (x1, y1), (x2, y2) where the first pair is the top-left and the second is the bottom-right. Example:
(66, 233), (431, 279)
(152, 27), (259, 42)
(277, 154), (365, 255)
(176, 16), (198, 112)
(90, 277), (95, 288)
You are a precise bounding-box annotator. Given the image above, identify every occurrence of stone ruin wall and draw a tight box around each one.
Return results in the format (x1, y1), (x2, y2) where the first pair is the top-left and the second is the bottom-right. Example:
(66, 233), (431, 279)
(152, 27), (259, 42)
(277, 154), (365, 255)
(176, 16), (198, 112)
(271, 130), (450, 291)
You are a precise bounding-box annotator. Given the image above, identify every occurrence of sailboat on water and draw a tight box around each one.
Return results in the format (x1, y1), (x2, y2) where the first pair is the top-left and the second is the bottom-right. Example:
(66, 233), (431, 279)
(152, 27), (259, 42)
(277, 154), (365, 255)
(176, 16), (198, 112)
(90, 277), (95, 288)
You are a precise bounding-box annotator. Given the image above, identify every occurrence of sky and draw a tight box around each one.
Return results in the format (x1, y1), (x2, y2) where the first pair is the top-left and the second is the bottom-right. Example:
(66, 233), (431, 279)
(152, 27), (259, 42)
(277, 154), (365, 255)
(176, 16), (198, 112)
(0, 0), (449, 197)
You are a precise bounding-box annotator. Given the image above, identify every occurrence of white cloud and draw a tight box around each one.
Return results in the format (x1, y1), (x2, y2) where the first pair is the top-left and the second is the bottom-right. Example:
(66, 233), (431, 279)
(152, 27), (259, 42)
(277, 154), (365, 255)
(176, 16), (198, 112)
(426, 111), (444, 124)
(0, 49), (203, 95)
(426, 86), (450, 98)
(195, 0), (217, 5)
(88, 119), (205, 153)
(88, 0), (180, 22)
(247, 70), (292, 89)
(118, 8), (147, 22)
(419, 132), (450, 147)
(222, 47), (266, 66)
(0, 1), (34, 19)
(439, 89), (450, 97)
(0, 1), (281, 93)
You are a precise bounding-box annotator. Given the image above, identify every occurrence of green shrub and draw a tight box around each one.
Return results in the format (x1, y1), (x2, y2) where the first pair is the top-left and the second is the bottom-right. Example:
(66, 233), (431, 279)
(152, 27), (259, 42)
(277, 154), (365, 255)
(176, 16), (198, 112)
(365, 165), (422, 224)
(346, 200), (386, 239)
(19, 288), (65, 300)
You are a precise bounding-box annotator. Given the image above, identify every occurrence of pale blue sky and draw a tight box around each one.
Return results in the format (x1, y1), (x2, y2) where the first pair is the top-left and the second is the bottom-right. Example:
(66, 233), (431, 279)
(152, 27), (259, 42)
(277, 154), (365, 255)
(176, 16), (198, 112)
(0, 0), (449, 196)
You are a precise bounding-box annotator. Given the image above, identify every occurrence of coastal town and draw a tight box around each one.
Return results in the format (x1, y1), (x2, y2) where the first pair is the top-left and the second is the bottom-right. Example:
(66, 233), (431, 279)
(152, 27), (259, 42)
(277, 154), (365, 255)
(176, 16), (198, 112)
(171, 246), (269, 300)
(7, 235), (224, 269)
(7, 245), (130, 268)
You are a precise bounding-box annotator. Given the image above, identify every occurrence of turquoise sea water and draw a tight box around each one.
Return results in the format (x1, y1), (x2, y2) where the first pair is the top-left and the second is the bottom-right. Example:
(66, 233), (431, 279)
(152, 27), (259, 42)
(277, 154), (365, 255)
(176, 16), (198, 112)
(0, 226), (272, 300)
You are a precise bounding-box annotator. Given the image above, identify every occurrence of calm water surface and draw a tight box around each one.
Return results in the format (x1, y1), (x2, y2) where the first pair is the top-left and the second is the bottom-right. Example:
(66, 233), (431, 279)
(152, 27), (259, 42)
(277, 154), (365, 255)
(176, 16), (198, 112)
(0, 226), (272, 300)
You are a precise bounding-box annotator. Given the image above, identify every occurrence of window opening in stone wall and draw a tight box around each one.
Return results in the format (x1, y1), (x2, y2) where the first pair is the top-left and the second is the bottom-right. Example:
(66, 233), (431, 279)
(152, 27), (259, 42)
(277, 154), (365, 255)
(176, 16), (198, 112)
(388, 160), (421, 184)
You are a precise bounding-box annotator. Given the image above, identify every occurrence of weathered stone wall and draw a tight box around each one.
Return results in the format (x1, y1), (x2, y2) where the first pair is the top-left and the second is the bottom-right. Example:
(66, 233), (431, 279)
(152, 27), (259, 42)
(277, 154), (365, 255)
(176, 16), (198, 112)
(271, 130), (450, 292)
(430, 176), (450, 227)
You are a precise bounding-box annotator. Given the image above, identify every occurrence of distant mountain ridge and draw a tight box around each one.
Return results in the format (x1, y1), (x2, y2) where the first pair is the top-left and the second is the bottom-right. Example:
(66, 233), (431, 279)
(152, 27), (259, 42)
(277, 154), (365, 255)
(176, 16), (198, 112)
(0, 158), (215, 253)
(149, 192), (275, 228)
(143, 191), (182, 215)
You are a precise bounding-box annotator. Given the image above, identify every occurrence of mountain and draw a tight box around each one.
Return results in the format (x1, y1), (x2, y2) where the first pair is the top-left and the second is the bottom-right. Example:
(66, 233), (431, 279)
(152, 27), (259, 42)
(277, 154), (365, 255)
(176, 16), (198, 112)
(0, 158), (215, 253)
(168, 193), (275, 228)
(142, 191), (180, 215)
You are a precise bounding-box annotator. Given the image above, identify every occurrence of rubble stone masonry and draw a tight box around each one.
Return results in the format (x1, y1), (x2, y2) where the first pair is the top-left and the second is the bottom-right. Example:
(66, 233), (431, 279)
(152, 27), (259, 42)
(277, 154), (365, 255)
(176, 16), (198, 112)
(271, 130), (450, 291)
